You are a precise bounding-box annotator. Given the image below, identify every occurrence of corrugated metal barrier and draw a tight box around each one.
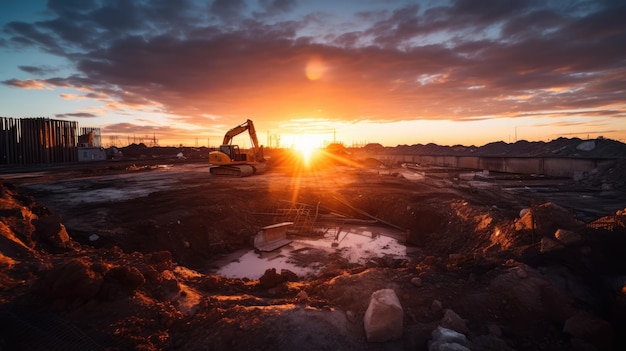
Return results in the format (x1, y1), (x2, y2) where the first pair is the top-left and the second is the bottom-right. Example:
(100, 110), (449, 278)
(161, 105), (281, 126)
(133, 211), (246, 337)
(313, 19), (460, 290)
(0, 117), (79, 164)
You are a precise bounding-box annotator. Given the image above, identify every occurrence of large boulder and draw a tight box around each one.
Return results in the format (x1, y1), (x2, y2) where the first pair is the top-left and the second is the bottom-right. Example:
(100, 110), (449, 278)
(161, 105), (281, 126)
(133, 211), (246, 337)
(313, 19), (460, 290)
(363, 288), (403, 342)
(33, 215), (73, 251)
(554, 228), (583, 246)
(515, 202), (584, 236)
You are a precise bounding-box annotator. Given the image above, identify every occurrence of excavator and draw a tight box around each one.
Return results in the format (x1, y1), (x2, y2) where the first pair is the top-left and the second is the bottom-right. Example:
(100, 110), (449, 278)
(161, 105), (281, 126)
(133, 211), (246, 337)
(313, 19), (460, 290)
(208, 119), (266, 177)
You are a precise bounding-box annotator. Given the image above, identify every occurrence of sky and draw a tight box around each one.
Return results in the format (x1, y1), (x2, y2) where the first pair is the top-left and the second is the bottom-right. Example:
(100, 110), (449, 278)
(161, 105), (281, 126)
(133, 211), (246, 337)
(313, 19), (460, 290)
(1, 0), (625, 148)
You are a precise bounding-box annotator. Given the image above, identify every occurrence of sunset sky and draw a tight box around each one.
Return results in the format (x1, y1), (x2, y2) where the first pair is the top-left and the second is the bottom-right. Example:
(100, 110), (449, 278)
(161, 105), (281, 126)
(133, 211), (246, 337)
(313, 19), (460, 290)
(1, 0), (625, 148)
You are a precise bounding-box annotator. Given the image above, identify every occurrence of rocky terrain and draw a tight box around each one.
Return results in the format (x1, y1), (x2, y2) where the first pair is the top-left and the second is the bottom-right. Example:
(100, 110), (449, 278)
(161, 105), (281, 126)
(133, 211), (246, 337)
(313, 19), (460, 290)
(1, 138), (626, 350)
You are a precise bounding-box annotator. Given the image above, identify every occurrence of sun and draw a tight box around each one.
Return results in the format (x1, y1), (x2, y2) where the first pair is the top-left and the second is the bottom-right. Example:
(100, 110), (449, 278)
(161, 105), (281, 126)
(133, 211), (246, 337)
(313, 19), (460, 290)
(291, 134), (323, 166)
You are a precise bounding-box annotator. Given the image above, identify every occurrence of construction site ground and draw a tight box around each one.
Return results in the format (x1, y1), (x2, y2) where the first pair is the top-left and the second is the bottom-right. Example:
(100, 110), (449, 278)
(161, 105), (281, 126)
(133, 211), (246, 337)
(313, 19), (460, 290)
(1, 149), (626, 350)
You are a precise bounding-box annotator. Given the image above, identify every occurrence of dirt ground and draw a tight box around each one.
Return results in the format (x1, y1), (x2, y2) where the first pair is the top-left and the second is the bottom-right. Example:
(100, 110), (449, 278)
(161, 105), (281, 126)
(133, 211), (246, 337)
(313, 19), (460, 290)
(1, 147), (626, 350)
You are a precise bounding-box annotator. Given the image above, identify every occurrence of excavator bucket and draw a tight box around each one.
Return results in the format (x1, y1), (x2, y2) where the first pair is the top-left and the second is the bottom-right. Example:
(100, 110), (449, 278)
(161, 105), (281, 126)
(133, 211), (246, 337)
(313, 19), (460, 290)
(254, 222), (293, 252)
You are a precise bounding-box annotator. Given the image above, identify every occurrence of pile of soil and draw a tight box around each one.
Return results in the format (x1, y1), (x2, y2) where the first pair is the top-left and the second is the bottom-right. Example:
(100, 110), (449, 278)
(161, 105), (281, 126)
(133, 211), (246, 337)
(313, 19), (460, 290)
(2, 147), (626, 350)
(386, 137), (626, 158)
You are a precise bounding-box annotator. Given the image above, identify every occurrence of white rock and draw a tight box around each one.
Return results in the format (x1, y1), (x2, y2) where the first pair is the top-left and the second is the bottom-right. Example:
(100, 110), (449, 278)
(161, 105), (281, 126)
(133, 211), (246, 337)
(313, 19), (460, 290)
(363, 289), (404, 342)
(519, 208), (530, 218)
(429, 326), (470, 351)
(89, 234), (99, 241)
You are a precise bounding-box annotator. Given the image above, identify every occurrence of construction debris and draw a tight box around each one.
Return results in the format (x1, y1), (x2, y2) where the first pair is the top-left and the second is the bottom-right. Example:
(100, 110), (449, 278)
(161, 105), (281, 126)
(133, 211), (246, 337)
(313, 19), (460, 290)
(253, 222), (293, 252)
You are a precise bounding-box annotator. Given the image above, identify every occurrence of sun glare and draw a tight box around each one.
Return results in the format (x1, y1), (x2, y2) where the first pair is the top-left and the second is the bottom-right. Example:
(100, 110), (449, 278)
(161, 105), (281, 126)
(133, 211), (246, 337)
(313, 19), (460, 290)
(291, 134), (323, 166)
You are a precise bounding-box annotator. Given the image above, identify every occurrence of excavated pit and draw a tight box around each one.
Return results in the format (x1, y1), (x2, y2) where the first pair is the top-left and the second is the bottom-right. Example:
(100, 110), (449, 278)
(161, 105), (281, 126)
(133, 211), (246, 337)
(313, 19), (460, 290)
(2, 151), (626, 351)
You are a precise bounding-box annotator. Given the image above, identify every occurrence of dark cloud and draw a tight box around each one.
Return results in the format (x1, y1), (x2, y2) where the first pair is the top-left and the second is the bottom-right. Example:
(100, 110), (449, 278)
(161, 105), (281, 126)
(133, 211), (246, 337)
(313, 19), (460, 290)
(449, 0), (531, 22)
(365, 4), (422, 47)
(18, 65), (58, 75)
(4, 21), (61, 52)
(55, 112), (97, 118)
(210, 0), (247, 22)
(255, 0), (297, 18)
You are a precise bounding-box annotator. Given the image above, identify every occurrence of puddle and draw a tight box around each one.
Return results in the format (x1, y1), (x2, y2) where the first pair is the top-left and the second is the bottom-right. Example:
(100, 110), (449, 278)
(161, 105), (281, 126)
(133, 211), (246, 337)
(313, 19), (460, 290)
(216, 226), (407, 279)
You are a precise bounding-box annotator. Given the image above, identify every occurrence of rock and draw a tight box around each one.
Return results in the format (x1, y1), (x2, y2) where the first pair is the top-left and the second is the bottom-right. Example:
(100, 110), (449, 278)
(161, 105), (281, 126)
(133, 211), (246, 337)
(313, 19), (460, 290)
(296, 290), (308, 301)
(105, 265), (146, 291)
(555, 228), (583, 246)
(145, 251), (174, 272)
(280, 269), (298, 282)
(564, 311), (615, 350)
(440, 309), (469, 335)
(448, 253), (463, 265)
(259, 268), (283, 289)
(431, 299), (443, 313)
(411, 277), (422, 287)
(514, 267), (528, 279)
(519, 208), (530, 218)
(159, 269), (180, 293)
(33, 215), (72, 251)
(422, 256), (438, 266)
(42, 258), (103, 300)
(363, 288), (403, 342)
(482, 243), (501, 256)
(540, 236), (565, 253)
(516, 202), (584, 236)
(98, 265), (146, 300)
(429, 326), (470, 351)
(345, 310), (356, 323)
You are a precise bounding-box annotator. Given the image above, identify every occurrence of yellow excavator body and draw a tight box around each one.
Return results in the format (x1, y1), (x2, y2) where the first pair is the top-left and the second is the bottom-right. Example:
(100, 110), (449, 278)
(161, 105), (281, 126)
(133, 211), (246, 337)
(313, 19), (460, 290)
(208, 119), (265, 177)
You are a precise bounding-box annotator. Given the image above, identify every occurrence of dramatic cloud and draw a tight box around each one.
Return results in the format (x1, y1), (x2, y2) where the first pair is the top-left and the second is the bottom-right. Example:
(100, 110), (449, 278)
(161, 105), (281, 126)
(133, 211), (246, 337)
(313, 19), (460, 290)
(1, 0), (625, 143)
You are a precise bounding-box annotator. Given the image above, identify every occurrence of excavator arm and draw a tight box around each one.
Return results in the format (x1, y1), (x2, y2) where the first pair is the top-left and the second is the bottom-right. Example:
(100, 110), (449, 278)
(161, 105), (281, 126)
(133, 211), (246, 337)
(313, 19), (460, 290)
(222, 119), (261, 157)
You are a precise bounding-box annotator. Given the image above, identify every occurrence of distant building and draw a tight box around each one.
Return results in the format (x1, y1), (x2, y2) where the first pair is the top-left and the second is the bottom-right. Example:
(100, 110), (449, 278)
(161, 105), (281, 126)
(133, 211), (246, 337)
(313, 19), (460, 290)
(77, 128), (106, 161)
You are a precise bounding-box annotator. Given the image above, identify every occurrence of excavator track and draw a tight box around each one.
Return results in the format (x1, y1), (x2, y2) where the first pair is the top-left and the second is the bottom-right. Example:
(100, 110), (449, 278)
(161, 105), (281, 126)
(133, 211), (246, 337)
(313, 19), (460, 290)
(209, 164), (255, 177)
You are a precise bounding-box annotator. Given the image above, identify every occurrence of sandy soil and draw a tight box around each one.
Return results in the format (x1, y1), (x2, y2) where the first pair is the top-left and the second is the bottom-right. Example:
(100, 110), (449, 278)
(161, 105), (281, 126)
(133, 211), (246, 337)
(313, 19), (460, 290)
(1, 148), (626, 350)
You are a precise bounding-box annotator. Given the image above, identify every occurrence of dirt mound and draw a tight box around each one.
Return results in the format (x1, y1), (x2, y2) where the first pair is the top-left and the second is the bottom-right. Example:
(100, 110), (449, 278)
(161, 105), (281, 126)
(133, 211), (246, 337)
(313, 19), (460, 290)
(385, 136), (626, 159)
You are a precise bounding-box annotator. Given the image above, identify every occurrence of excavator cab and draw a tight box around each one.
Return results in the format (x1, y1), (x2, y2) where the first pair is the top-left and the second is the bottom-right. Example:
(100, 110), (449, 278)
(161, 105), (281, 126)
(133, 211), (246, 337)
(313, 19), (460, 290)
(219, 145), (248, 162)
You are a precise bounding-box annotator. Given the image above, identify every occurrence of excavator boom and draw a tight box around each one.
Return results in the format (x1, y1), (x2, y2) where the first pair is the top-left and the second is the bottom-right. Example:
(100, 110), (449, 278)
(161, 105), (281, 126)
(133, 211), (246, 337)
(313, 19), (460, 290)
(222, 119), (261, 156)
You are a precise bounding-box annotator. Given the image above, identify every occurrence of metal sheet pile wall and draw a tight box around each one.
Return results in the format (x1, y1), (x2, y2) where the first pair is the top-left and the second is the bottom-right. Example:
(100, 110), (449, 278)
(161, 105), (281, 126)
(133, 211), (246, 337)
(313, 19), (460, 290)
(0, 117), (78, 164)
